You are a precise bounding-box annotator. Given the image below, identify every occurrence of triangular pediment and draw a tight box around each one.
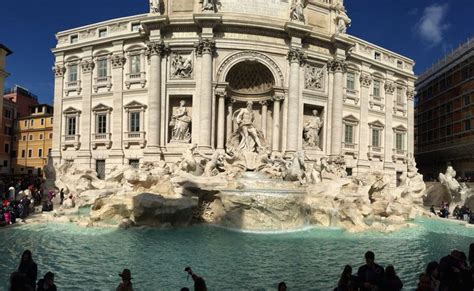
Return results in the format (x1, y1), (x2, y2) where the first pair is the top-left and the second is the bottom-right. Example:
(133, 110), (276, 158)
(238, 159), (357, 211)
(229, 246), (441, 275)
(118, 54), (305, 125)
(369, 120), (385, 128)
(92, 103), (112, 112)
(343, 114), (359, 123)
(124, 100), (146, 109)
(63, 107), (81, 114)
(393, 124), (407, 132)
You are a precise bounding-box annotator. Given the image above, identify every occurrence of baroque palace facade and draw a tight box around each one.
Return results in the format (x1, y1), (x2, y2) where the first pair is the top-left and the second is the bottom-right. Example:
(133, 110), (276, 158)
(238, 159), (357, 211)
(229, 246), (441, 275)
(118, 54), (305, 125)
(51, 0), (416, 184)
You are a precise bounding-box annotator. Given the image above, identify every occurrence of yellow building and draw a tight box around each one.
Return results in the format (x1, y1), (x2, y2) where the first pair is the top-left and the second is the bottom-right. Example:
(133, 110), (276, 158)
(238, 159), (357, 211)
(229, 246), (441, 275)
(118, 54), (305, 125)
(13, 104), (53, 175)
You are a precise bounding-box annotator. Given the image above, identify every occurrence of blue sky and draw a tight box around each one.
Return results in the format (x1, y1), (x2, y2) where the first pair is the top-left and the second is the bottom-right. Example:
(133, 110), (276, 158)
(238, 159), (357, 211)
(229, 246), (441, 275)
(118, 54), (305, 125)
(1, 0), (472, 104)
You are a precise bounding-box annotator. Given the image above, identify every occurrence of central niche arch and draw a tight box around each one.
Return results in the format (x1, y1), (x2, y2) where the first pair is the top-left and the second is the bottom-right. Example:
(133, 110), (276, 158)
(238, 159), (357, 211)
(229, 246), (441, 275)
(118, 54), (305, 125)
(226, 61), (275, 96)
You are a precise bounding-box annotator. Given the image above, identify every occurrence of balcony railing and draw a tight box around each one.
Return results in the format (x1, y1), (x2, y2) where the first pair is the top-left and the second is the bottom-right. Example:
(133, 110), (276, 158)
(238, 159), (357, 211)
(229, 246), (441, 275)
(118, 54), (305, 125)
(93, 76), (112, 92)
(343, 88), (360, 105)
(62, 134), (81, 150)
(368, 145), (384, 161)
(342, 142), (358, 159)
(125, 71), (146, 89)
(92, 132), (112, 149)
(64, 80), (82, 96)
(123, 131), (146, 148)
(392, 148), (408, 163)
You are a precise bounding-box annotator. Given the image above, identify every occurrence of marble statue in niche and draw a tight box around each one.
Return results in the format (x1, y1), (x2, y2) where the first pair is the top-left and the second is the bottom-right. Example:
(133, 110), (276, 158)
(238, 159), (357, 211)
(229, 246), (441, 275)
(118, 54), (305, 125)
(171, 53), (193, 79)
(202, 0), (221, 12)
(170, 100), (192, 143)
(303, 109), (323, 150)
(235, 101), (264, 152)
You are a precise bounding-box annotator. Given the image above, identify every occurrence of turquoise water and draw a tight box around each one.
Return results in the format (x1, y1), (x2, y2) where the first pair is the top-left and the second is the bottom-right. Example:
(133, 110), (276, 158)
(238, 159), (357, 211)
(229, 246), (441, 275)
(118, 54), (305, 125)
(1, 219), (473, 290)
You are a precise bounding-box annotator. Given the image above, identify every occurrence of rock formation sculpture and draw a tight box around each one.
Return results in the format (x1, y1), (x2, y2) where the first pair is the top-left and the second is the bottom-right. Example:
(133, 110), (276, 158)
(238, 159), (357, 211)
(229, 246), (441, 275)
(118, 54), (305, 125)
(438, 165), (471, 206)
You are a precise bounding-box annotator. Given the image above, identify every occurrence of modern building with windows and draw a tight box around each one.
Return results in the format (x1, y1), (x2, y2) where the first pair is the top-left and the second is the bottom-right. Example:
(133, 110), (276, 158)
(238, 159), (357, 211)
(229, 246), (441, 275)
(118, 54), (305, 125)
(415, 38), (474, 180)
(12, 104), (54, 175)
(51, 0), (416, 184)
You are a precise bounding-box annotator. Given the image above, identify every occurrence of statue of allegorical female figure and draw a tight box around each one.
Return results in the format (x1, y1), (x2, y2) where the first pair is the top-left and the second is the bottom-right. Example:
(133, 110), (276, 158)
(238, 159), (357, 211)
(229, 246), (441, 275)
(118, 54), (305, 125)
(303, 109), (323, 149)
(170, 100), (191, 143)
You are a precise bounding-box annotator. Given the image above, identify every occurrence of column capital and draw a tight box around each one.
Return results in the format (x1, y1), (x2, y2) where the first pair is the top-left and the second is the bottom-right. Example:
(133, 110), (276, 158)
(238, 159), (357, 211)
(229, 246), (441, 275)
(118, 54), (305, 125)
(80, 60), (95, 73)
(195, 38), (216, 56)
(287, 48), (306, 66)
(146, 40), (168, 57)
(359, 73), (372, 88)
(384, 81), (396, 94)
(406, 89), (416, 101)
(273, 93), (285, 102)
(259, 100), (268, 106)
(53, 64), (66, 78)
(327, 58), (347, 73)
(111, 54), (126, 69)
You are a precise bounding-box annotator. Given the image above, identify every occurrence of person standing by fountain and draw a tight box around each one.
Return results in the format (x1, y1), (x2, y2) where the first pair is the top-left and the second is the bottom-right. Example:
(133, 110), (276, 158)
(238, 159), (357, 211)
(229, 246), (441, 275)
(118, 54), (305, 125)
(382, 265), (403, 291)
(117, 269), (133, 291)
(18, 250), (37, 290)
(36, 272), (57, 291)
(357, 251), (384, 291)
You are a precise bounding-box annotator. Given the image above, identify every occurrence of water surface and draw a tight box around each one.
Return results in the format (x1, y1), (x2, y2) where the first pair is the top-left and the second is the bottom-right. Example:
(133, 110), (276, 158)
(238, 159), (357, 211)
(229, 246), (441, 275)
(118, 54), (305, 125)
(0, 219), (473, 290)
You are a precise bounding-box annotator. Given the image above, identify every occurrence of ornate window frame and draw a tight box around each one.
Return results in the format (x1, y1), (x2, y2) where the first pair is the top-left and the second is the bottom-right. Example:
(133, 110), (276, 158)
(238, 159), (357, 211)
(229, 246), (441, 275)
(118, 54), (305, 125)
(64, 57), (82, 96)
(62, 107), (81, 150)
(393, 81), (407, 116)
(392, 125), (408, 163)
(368, 120), (384, 161)
(125, 46), (147, 89)
(369, 74), (385, 111)
(123, 101), (147, 149)
(91, 103), (112, 149)
(342, 114), (359, 159)
(93, 52), (112, 93)
(344, 66), (360, 105)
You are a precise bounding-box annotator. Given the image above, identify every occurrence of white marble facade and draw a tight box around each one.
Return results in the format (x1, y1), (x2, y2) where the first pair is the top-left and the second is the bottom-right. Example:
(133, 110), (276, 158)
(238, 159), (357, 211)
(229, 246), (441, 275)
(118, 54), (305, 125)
(51, 0), (416, 185)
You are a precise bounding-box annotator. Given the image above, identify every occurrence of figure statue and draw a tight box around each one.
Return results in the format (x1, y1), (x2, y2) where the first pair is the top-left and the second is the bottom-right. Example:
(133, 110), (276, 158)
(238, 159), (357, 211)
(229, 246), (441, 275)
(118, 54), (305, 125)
(303, 110), (323, 149)
(321, 155), (347, 180)
(290, 0), (307, 23)
(149, 0), (161, 14)
(176, 144), (198, 173)
(202, 0), (219, 12)
(171, 54), (193, 79)
(170, 100), (191, 143)
(234, 102), (264, 153)
(282, 150), (307, 185)
(308, 158), (324, 184)
(333, 2), (351, 34)
(199, 151), (225, 177)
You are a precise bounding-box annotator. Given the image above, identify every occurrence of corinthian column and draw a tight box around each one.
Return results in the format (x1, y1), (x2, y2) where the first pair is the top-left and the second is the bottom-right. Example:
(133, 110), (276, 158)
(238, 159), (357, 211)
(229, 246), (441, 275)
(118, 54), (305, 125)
(407, 89), (415, 156)
(226, 99), (234, 140)
(286, 48), (305, 154)
(260, 100), (268, 137)
(144, 41), (165, 160)
(328, 58), (347, 156)
(216, 89), (226, 150)
(272, 94), (283, 152)
(51, 62), (66, 163)
(196, 38), (216, 149)
(358, 72), (371, 163)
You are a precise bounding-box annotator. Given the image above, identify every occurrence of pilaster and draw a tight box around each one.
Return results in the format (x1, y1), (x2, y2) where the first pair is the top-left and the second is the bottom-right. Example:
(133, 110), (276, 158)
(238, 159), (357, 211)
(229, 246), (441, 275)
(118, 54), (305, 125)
(77, 47), (93, 167)
(357, 67), (371, 170)
(328, 57), (347, 156)
(51, 53), (65, 163)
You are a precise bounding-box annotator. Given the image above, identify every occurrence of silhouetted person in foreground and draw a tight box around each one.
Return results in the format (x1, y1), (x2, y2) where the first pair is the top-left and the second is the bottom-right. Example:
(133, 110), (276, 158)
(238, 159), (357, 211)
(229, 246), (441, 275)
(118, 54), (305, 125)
(425, 261), (440, 291)
(9, 271), (33, 291)
(357, 251), (384, 291)
(37, 272), (57, 291)
(185, 267), (207, 291)
(180, 288), (190, 291)
(18, 250), (37, 290)
(278, 281), (287, 291)
(335, 265), (358, 291)
(117, 269), (133, 291)
(382, 265), (403, 291)
(469, 243), (474, 267)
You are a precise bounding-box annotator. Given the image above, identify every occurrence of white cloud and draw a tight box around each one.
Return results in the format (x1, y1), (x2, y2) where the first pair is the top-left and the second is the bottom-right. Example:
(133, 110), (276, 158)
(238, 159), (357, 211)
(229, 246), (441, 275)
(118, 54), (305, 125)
(415, 3), (450, 47)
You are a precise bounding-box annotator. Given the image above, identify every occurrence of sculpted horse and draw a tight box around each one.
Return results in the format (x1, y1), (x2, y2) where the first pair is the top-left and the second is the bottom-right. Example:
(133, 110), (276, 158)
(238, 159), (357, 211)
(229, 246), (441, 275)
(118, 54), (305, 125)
(282, 150), (307, 185)
(176, 144), (198, 173)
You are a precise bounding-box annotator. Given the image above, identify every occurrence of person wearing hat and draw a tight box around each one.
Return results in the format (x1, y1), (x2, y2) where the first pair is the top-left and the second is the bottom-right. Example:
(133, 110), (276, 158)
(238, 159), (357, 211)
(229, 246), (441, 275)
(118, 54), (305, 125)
(36, 271), (57, 291)
(117, 268), (133, 291)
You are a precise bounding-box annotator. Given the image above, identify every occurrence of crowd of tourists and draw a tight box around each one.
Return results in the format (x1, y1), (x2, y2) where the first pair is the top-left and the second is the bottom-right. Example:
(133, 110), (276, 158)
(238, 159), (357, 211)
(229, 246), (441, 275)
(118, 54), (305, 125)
(7, 244), (474, 290)
(0, 178), (62, 226)
(335, 244), (474, 291)
(430, 202), (474, 224)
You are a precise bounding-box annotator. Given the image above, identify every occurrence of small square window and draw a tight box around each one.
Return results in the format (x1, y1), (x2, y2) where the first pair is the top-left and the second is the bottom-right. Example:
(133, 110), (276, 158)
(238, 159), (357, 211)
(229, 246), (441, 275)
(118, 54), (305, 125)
(4, 143), (9, 154)
(41, 118), (44, 125)
(70, 35), (79, 44)
(131, 23), (140, 32)
(397, 60), (403, 68)
(38, 149), (43, 158)
(49, 133), (53, 139)
(29, 135), (33, 140)
(24, 120), (28, 127)
(39, 134), (43, 140)
(22, 135), (26, 141)
(99, 28), (107, 38)
(21, 150), (25, 158)
(375, 52), (381, 60)
(30, 120), (34, 126)
(28, 149), (32, 158)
